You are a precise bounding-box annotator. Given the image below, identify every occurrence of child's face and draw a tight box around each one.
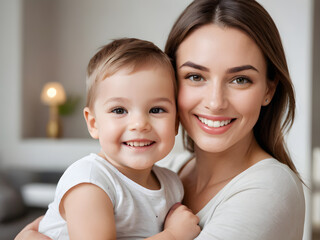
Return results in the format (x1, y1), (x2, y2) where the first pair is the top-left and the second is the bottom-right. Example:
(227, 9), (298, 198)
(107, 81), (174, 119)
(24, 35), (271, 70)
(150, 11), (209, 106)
(84, 64), (177, 173)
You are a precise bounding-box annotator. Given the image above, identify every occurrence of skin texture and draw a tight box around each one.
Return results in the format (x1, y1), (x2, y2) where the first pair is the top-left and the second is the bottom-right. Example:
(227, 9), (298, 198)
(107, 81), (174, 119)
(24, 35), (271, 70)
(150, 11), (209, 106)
(14, 216), (51, 240)
(177, 24), (276, 213)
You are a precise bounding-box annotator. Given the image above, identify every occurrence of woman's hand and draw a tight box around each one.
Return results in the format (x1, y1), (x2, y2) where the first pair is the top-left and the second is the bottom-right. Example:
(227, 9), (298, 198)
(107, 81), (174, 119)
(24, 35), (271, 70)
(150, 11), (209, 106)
(14, 216), (52, 240)
(164, 203), (201, 240)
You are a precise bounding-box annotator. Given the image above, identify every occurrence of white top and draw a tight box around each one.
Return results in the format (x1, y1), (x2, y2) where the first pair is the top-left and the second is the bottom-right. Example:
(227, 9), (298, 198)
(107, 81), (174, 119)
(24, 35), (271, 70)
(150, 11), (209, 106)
(157, 152), (305, 240)
(39, 153), (184, 240)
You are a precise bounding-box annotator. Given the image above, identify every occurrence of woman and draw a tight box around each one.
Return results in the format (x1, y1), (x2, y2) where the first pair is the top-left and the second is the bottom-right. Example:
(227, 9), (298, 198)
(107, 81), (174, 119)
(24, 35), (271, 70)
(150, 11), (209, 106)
(16, 0), (305, 239)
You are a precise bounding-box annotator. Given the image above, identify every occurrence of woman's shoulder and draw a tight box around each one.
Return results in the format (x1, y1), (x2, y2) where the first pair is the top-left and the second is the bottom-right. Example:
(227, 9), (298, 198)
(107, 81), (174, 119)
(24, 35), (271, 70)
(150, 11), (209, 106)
(243, 158), (302, 187)
(225, 158), (305, 206)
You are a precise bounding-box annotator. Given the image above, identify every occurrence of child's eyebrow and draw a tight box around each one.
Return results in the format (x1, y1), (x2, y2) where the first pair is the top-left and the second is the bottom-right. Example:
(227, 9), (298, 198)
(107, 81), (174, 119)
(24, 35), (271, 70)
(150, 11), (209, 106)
(104, 97), (174, 105)
(151, 97), (175, 105)
(103, 97), (126, 105)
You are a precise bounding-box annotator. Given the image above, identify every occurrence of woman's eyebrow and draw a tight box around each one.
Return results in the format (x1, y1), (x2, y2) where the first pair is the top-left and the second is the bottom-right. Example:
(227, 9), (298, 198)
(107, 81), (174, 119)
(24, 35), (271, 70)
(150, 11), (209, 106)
(179, 62), (259, 74)
(226, 65), (259, 73)
(179, 61), (209, 72)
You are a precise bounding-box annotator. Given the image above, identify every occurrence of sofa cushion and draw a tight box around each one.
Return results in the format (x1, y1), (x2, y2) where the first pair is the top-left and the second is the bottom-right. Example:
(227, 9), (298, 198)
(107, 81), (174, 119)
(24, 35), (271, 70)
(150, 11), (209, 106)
(0, 175), (26, 222)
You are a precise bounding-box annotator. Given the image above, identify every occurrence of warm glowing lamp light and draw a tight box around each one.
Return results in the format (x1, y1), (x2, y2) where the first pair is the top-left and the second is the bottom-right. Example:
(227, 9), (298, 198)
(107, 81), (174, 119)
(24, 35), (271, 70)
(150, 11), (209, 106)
(41, 82), (66, 138)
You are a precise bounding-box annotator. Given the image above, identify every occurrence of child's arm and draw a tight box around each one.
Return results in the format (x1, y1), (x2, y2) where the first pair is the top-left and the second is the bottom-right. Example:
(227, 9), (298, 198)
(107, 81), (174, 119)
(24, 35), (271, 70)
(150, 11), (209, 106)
(146, 203), (201, 240)
(61, 183), (116, 240)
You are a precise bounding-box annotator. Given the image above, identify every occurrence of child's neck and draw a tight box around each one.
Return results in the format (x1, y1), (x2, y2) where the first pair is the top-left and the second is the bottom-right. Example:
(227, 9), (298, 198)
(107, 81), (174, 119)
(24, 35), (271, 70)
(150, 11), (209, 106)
(122, 167), (161, 190)
(98, 152), (161, 190)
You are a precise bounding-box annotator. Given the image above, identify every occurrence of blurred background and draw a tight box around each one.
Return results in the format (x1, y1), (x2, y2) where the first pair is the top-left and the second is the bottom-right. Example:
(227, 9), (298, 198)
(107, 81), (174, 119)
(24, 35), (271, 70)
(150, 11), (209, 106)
(0, 0), (318, 239)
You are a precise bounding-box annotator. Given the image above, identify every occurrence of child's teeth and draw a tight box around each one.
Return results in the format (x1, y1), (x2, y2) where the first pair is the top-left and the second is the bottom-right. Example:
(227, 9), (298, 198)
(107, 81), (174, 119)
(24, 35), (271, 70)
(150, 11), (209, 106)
(126, 141), (152, 147)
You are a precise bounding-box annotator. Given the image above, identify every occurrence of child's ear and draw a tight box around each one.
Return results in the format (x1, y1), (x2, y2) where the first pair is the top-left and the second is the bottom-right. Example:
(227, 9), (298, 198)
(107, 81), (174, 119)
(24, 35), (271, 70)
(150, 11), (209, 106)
(83, 107), (99, 139)
(262, 78), (278, 106)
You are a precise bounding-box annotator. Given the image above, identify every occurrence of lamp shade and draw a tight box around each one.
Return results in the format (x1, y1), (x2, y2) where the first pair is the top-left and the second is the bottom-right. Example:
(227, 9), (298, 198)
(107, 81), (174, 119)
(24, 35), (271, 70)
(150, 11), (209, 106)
(41, 82), (66, 105)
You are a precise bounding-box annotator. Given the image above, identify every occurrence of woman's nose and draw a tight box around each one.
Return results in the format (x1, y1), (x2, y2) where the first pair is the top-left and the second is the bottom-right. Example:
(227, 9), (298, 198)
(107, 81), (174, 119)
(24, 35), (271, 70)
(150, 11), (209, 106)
(128, 113), (151, 132)
(205, 80), (228, 111)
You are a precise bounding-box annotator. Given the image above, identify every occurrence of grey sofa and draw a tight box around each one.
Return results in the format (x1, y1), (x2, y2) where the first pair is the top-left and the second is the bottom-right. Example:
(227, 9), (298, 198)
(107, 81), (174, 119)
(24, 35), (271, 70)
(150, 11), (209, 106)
(0, 169), (61, 240)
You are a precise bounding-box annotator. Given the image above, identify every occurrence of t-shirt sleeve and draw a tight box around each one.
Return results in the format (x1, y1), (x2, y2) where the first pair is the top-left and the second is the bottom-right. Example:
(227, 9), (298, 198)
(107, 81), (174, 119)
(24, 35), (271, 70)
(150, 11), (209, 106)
(195, 164), (305, 240)
(55, 157), (117, 208)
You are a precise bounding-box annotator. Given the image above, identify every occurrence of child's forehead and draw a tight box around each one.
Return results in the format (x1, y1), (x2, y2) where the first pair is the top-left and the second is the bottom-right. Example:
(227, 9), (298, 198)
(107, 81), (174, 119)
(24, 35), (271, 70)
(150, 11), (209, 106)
(112, 61), (172, 76)
(105, 64), (173, 82)
(102, 62), (175, 85)
(100, 63), (173, 88)
(95, 66), (176, 106)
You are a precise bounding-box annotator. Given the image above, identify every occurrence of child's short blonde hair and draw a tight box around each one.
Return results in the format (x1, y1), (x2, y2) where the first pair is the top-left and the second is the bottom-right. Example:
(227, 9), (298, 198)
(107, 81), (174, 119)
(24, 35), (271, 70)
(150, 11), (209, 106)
(86, 38), (176, 110)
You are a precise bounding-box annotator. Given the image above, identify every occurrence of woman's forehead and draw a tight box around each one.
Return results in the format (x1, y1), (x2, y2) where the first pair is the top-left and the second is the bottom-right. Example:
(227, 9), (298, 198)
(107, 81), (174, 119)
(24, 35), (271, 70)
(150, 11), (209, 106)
(176, 24), (266, 72)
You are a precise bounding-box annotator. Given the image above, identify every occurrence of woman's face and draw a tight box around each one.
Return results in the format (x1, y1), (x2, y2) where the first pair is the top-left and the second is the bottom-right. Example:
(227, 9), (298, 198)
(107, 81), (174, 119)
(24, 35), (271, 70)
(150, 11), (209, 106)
(176, 24), (275, 153)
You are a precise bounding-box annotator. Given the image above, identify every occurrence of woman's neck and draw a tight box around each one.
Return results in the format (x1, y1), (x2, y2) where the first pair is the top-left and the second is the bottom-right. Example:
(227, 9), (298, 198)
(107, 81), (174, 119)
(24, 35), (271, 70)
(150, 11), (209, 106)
(193, 134), (270, 192)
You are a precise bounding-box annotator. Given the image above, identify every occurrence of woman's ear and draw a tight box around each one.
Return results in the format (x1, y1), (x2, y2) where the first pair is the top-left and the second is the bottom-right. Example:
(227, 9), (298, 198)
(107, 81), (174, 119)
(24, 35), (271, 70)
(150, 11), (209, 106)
(262, 79), (278, 106)
(83, 107), (99, 139)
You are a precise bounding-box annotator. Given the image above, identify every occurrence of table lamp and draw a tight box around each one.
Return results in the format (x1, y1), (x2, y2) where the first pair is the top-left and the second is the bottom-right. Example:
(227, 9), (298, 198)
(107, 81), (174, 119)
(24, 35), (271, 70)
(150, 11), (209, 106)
(40, 82), (66, 138)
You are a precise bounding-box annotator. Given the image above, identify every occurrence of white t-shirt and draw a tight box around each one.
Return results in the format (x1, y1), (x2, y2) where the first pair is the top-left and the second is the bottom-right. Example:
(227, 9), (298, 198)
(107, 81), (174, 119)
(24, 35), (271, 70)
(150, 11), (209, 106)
(157, 152), (305, 240)
(39, 153), (184, 240)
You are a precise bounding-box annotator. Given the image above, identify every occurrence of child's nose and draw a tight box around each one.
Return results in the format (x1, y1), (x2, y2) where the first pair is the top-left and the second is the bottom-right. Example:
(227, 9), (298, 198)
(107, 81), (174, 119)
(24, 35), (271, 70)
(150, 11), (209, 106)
(128, 113), (151, 132)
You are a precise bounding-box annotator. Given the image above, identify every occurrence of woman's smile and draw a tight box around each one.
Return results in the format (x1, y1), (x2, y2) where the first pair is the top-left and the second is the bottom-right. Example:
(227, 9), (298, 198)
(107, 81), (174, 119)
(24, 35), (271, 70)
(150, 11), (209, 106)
(196, 115), (233, 128)
(195, 114), (235, 135)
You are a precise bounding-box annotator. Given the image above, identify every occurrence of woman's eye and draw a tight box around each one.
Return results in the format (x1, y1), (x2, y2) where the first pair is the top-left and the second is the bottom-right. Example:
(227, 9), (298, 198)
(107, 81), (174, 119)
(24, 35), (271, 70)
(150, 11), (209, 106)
(187, 74), (204, 82)
(232, 77), (251, 85)
(111, 108), (127, 114)
(150, 107), (165, 114)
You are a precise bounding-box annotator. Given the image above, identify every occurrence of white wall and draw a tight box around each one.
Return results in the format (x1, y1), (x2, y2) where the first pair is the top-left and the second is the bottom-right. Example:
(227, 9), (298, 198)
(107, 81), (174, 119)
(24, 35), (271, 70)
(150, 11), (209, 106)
(0, 0), (313, 239)
(257, 1), (313, 239)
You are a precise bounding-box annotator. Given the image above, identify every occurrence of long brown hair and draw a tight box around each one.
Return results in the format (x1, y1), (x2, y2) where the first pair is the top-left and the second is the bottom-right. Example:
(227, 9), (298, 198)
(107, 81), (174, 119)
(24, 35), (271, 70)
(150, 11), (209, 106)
(165, 0), (300, 178)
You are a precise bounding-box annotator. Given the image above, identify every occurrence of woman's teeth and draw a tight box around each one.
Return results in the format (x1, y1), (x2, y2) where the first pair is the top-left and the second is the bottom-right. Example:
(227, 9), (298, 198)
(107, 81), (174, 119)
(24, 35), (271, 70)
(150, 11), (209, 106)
(198, 116), (232, 128)
(125, 141), (153, 147)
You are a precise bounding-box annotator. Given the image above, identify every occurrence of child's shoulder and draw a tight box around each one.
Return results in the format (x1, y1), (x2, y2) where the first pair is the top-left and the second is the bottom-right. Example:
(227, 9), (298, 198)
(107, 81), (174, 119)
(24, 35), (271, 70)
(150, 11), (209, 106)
(60, 154), (98, 177)
(55, 153), (118, 204)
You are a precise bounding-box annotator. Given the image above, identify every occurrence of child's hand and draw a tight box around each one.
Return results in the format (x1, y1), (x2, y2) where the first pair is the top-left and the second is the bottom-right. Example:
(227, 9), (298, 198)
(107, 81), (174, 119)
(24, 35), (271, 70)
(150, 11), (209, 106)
(164, 203), (201, 240)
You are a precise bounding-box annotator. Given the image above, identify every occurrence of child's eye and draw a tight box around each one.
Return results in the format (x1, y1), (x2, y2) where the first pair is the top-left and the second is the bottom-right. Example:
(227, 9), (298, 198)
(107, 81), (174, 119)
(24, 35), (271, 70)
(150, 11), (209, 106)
(149, 107), (165, 114)
(186, 74), (204, 82)
(231, 77), (251, 85)
(111, 107), (127, 114)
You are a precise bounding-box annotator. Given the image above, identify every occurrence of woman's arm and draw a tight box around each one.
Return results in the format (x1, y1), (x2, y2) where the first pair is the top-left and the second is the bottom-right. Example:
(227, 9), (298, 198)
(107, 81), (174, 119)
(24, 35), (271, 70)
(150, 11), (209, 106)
(14, 216), (52, 240)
